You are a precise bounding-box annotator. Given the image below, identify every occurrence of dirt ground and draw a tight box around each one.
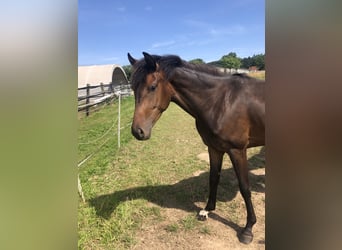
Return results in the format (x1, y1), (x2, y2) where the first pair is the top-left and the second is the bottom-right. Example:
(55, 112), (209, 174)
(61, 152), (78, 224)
(132, 151), (265, 250)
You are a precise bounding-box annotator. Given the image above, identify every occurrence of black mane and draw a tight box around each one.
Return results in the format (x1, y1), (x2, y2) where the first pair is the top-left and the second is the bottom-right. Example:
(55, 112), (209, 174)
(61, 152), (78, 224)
(131, 54), (237, 90)
(157, 55), (225, 79)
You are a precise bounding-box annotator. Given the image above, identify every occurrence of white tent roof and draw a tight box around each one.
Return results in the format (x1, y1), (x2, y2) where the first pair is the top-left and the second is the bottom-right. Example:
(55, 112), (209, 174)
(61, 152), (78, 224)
(78, 64), (128, 88)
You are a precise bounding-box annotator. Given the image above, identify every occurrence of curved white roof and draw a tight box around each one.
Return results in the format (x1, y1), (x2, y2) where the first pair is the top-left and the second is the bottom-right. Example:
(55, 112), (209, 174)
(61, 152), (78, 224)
(78, 64), (128, 88)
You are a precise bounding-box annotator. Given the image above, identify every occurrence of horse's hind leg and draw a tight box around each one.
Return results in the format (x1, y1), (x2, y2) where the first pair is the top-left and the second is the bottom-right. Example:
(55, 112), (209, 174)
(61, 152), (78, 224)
(228, 148), (256, 244)
(198, 147), (223, 220)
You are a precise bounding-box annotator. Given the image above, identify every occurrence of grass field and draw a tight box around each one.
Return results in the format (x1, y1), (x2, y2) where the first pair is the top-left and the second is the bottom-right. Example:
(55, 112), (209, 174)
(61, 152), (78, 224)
(78, 83), (265, 249)
(248, 70), (265, 80)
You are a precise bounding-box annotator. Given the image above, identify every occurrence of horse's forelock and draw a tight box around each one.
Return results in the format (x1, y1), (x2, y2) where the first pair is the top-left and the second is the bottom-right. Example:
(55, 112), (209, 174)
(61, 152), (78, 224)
(131, 54), (223, 90)
(131, 55), (182, 88)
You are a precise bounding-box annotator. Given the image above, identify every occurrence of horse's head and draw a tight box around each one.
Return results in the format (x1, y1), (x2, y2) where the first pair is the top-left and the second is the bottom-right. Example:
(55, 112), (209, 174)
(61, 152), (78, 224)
(128, 52), (173, 140)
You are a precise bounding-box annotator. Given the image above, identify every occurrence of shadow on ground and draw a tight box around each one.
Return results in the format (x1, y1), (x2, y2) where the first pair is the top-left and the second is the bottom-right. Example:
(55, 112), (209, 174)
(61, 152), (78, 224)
(89, 147), (265, 233)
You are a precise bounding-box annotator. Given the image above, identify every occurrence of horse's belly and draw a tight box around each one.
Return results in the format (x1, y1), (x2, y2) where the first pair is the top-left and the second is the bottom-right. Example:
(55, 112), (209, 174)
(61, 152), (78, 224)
(196, 119), (263, 151)
(196, 123), (240, 151)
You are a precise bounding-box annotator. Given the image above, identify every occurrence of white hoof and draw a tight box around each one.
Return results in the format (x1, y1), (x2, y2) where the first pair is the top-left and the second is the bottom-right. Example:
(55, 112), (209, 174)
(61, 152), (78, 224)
(198, 210), (209, 221)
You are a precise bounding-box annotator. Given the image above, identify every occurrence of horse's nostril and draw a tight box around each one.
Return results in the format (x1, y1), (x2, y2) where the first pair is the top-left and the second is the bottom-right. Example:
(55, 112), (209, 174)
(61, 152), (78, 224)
(132, 126), (145, 140)
(138, 128), (144, 137)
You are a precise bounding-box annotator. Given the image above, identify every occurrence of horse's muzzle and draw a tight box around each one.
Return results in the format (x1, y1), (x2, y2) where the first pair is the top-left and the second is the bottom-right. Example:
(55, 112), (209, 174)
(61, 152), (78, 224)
(131, 126), (150, 140)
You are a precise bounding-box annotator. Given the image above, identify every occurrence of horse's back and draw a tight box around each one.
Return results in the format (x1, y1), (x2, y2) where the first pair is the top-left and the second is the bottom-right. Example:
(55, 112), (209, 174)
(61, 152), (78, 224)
(214, 76), (265, 149)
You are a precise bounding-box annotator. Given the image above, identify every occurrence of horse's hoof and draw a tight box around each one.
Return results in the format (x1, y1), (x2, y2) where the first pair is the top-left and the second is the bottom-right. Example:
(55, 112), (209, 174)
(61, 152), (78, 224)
(198, 210), (209, 221)
(239, 229), (253, 244)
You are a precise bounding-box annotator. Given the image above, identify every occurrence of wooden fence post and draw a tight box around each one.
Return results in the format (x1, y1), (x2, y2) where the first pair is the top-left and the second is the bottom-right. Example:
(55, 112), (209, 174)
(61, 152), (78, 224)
(86, 84), (90, 116)
(78, 174), (85, 202)
(100, 82), (104, 96)
(118, 92), (121, 148)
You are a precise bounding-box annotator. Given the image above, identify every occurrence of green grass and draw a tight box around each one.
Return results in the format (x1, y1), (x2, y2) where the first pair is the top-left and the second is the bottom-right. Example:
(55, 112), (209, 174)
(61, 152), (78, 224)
(199, 225), (211, 235)
(165, 223), (179, 233)
(164, 213), (199, 233)
(78, 96), (265, 249)
(248, 70), (265, 80)
(78, 97), (209, 249)
(181, 213), (199, 231)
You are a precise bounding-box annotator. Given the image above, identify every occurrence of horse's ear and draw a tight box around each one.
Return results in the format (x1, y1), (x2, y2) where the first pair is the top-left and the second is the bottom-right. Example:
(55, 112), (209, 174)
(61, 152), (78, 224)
(142, 52), (156, 71)
(127, 53), (137, 65)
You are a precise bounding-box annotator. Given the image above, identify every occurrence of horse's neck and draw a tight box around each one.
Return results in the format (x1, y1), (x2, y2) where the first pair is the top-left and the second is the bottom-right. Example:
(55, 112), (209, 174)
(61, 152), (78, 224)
(169, 68), (219, 118)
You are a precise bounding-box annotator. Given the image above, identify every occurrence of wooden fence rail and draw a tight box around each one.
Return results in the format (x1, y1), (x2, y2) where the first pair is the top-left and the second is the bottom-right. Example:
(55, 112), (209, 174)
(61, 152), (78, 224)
(78, 83), (111, 91)
(78, 83), (131, 117)
(78, 91), (113, 101)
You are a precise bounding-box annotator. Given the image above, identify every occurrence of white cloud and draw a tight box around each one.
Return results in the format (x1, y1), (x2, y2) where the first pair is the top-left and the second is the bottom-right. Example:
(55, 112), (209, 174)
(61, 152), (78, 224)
(209, 25), (246, 36)
(184, 19), (247, 37)
(102, 56), (119, 62)
(151, 40), (176, 49)
(184, 19), (211, 30)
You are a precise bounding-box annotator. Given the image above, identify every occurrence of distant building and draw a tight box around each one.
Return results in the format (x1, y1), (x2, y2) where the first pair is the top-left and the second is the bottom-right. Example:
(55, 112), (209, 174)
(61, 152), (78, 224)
(248, 66), (258, 72)
(78, 64), (128, 88)
(215, 67), (249, 74)
(78, 64), (130, 98)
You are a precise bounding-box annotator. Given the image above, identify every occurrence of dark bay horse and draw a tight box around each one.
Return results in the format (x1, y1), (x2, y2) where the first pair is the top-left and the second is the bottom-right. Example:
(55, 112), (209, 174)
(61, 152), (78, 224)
(127, 52), (265, 244)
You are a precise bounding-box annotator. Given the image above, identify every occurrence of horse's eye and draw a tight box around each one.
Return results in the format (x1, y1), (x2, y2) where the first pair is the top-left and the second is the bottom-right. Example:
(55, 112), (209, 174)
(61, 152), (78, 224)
(149, 84), (157, 92)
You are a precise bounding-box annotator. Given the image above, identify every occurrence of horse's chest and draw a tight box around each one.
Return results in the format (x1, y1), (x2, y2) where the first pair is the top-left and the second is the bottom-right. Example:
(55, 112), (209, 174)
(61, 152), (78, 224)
(195, 120), (232, 151)
(195, 118), (249, 151)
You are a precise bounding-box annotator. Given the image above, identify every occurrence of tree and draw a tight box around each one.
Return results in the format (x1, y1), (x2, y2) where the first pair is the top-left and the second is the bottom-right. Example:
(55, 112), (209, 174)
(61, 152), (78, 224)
(241, 54), (265, 70)
(220, 52), (241, 69)
(226, 52), (237, 58)
(122, 65), (132, 80)
(252, 54), (265, 70)
(241, 56), (253, 69)
(189, 58), (205, 64)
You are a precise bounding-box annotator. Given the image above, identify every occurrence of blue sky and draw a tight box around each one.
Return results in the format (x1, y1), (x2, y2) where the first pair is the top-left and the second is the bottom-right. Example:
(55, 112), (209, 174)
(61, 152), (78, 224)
(78, 0), (265, 66)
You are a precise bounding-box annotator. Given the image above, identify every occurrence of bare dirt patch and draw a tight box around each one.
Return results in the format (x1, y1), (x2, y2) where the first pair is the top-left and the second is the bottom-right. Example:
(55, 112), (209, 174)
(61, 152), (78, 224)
(133, 193), (265, 249)
(133, 148), (265, 249)
(197, 152), (210, 163)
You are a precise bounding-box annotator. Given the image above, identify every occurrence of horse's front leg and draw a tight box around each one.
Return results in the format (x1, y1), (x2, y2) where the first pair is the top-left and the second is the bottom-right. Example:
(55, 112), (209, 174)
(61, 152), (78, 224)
(228, 148), (256, 244)
(198, 147), (224, 220)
